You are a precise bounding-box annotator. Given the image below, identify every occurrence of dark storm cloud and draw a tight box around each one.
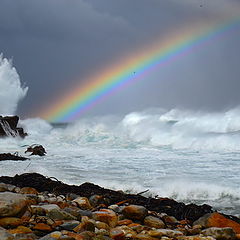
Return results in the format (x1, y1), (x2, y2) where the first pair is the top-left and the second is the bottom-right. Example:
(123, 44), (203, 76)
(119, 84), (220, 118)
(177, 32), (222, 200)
(0, 0), (240, 118)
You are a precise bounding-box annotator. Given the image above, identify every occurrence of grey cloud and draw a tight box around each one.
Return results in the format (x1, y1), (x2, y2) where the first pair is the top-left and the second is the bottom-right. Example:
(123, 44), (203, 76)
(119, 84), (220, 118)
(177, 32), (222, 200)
(0, 0), (239, 118)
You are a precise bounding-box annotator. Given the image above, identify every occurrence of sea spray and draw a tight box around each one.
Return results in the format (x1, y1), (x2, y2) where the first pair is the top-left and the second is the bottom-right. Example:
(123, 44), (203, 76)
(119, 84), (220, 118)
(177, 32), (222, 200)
(2, 108), (240, 215)
(0, 54), (28, 115)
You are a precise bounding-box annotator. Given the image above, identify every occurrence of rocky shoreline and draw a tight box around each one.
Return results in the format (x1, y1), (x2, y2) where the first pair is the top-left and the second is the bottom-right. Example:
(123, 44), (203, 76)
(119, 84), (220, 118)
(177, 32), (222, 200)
(0, 173), (240, 240)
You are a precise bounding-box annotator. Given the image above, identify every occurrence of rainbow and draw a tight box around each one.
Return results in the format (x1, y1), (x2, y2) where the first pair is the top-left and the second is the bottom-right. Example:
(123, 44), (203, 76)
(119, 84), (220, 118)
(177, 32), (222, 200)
(39, 17), (240, 122)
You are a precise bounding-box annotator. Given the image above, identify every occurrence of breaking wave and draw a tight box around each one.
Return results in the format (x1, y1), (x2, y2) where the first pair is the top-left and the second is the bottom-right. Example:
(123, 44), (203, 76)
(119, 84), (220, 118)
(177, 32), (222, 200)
(0, 54), (28, 115)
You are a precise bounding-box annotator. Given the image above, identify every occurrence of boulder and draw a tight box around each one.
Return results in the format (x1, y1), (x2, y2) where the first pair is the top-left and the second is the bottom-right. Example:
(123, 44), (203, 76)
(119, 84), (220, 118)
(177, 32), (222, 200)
(194, 212), (240, 234)
(0, 192), (28, 217)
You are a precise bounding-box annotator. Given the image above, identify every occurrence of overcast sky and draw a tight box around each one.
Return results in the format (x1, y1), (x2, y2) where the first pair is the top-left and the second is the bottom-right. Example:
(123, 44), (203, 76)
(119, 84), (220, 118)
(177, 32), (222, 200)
(0, 0), (240, 119)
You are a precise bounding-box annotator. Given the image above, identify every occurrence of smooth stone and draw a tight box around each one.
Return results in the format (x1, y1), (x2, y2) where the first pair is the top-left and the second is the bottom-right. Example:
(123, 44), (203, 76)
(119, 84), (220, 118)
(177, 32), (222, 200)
(73, 220), (95, 232)
(20, 187), (38, 195)
(0, 183), (9, 192)
(38, 231), (71, 240)
(8, 225), (32, 234)
(0, 226), (14, 240)
(0, 192), (28, 217)
(0, 183), (16, 193)
(117, 219), (133, 226)
(62, 207), (83, 220)
(95, 221), (110, 230)
(89, 195), (103, 207)
(162, 215), (178, 225)
(63, 230), (85, 240)
(0, 217), (23, 228)
(122, 205), (148, 221)
(33, 223), (52, 232)
(60, 220), (80, 230)
(201, 227), (236, 240)
(194, 212), (240, 234)
(12, 233), (38, 240)
(31, 204), (60, 212)
(144, 216), (165, 229)
(73, 197), (92, 210)
(92, 209), (118, 228)
(109, 227), (125, 240)
(135, 233), (159, 240)
(108, 205), (121, 213)
(178, 237), (215, 240)
(47, 209), (77, 220)
(148, 229), (184, 238)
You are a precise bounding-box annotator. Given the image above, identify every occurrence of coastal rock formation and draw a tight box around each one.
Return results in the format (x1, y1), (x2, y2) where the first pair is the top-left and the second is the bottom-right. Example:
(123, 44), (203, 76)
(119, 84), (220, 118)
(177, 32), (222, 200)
(25, 145), (46, 156)
(0, 116), (27, 138)
(0, 153), (28, 161)
(0, 176), (239, 240)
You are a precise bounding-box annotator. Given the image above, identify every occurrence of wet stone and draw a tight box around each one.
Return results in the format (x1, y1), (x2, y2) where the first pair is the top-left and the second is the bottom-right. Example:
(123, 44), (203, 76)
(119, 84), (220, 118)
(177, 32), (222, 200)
(47, 209), (77, 221)
(73, 197), (92, 210)
(59, 220), (80, 231)
(144, 216), (165, 229)
(194, 212), (240, 234)
(0, 226), (14, 240)
(20, 187), (39, 195)
(109, 227), (125, 240)
(0, 192), (28, 217)
(148, 229), (184, 238)
(92, 209), (118, 228)
(201, 227), (236, 240)
(122, 205), (148, 221)
(0, 217), (23, 228)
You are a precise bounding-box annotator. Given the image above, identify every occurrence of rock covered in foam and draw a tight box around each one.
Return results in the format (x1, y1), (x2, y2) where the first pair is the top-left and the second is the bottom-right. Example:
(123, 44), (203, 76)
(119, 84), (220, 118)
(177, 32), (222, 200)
(0, 115), (27, 138)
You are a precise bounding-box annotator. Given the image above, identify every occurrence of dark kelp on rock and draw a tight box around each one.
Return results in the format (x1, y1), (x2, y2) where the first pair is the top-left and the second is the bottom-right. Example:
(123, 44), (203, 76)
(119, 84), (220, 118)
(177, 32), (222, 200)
(0, 173), (213, 222)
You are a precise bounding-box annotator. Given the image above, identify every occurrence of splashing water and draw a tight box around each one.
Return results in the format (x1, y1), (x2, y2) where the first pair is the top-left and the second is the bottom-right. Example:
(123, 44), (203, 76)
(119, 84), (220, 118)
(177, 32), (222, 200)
(0, 54), (28, 115)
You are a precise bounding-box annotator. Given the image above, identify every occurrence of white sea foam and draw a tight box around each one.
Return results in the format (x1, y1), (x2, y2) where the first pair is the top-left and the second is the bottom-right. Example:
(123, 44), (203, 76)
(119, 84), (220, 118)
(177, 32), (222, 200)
(0, 54), (28, 115)
(2, 106), (240, 214)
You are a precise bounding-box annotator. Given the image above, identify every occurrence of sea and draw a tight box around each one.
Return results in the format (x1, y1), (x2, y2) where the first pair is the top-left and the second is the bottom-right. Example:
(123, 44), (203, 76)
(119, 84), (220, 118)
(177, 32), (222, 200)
(1, 55), (240, 217)
(1, 108), (240, 217)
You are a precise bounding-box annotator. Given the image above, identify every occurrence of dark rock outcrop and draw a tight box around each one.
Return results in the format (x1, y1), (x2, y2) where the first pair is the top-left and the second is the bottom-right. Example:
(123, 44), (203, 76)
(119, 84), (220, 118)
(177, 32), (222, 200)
(0, 153), (29, 161)
(25, 145), (46, 156)
(0, 116), (27, 138)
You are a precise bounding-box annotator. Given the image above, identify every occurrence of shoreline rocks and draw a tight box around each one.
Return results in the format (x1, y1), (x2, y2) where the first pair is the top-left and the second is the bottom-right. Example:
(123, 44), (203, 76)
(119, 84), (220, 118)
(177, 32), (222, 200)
(0, 173), (239, 239)
(0, 173), (213, 223)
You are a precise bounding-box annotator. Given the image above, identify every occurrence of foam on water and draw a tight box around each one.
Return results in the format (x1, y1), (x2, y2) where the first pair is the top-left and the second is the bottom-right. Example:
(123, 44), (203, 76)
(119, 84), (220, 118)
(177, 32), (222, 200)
(1, 109), (240, 215)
